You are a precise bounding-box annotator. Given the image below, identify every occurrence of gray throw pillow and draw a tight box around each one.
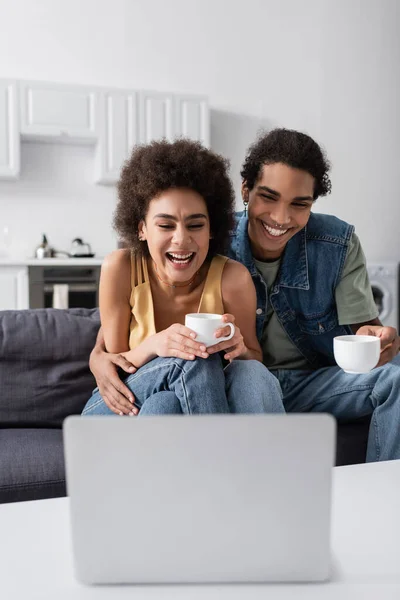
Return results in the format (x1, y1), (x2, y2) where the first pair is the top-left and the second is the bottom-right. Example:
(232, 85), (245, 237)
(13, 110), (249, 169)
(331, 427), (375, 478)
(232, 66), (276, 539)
(0, 308), (100, 427)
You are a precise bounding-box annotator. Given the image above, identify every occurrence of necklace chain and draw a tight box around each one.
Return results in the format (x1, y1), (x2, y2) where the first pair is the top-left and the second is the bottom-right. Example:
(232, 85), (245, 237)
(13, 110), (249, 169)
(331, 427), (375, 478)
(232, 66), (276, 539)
(153, 260), (199, 288)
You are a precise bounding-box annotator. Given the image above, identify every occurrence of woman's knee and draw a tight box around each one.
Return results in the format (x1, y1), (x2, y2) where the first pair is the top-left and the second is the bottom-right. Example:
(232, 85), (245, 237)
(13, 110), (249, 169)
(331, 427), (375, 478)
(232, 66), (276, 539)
(176, 354), (228, 413)
(139, 391), (182, 416)
(227, 359), (281, 388)
(225, 360), (284, 413)
(180, 352), (223, 375)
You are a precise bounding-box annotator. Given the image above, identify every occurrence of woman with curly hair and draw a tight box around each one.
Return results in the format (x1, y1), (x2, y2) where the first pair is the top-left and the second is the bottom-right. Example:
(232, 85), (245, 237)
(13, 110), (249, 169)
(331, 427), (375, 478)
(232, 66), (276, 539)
(82, 139), (284, 416)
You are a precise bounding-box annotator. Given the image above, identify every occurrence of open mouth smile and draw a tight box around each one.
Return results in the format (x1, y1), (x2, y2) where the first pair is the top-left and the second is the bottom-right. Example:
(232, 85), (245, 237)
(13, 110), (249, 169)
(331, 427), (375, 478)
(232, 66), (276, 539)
(261, 221), (290, 238)
(166, 252), (195, 265)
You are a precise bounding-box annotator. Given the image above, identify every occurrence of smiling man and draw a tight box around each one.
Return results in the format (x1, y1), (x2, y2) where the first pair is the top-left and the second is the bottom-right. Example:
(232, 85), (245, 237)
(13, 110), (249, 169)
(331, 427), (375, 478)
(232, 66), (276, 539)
(216, 128), (400, 462)
(89, 128), (400, 462)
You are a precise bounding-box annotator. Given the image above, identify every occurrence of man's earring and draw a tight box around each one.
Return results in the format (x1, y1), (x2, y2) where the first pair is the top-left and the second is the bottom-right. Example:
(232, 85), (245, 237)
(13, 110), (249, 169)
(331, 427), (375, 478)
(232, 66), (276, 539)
(243, 195), (249, 217)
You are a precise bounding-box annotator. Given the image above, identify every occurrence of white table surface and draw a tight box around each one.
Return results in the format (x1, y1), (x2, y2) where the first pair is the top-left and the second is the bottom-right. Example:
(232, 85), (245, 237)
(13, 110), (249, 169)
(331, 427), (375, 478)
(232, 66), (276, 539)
(1, 460), (399, 599)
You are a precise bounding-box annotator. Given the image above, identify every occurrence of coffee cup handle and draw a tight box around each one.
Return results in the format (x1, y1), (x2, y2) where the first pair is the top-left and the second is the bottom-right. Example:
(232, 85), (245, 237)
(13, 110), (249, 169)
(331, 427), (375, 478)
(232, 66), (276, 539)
(219, 322), (235, 342)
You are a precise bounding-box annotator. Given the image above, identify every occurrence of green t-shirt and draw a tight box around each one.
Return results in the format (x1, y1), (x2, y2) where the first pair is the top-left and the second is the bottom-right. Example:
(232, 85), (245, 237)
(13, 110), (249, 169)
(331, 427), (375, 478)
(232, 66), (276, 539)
(254, 232), (379, 370)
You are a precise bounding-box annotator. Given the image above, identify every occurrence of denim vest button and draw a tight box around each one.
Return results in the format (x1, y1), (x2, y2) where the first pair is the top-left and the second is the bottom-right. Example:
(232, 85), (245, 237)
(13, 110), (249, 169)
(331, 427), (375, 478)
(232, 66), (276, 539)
(256, 308), (263, 315)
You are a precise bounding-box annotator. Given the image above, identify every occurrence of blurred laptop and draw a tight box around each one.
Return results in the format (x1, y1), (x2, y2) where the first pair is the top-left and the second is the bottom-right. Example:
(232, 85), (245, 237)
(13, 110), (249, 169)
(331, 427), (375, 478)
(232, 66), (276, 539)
(63, 414), (335, 584)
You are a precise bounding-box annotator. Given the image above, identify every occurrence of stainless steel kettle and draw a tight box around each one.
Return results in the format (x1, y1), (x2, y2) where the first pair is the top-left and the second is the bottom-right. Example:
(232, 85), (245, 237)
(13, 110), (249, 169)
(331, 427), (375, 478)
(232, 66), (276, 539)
(34, 234), (54, 259)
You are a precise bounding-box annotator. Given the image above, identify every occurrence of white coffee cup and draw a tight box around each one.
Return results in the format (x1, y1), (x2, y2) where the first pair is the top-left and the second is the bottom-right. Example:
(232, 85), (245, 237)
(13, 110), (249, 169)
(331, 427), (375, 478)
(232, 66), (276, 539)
(185, 313), (235, 347)
(333, 335), (380, 374)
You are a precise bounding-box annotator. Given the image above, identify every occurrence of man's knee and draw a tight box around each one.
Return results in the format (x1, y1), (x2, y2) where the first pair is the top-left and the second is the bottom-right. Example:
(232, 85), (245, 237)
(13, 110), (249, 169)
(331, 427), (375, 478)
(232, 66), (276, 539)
(389, 353), (400, 367)
(374, 359), (400, 397)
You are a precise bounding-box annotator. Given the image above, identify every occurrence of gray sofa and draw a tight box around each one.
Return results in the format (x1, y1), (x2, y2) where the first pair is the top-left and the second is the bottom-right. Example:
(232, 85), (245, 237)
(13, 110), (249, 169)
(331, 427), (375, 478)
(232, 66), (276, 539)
(0, 308), (370, 504)
(0, 308), (100, 504)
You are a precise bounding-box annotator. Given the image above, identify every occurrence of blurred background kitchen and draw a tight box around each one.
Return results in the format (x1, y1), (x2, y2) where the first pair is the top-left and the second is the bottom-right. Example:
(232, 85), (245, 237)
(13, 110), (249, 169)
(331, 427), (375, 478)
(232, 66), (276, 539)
(0, 0), (399, 320)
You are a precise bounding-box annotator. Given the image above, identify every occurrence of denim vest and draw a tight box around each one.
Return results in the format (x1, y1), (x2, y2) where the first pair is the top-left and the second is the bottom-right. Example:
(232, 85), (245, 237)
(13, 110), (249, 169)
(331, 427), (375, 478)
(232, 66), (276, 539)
(227, 212), (354, 368)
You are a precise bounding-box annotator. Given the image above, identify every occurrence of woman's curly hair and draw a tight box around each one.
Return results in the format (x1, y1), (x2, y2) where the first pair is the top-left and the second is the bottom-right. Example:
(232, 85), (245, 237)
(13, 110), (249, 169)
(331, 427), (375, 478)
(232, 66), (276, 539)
(240, 128), (332, 199)
(114, 139), (235, 258)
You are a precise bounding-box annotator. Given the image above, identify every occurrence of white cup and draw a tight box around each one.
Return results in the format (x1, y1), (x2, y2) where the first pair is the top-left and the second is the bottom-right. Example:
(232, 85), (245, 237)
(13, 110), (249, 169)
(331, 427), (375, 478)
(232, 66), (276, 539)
(333, 335), (380, 374)
(185, 313), (235, 348)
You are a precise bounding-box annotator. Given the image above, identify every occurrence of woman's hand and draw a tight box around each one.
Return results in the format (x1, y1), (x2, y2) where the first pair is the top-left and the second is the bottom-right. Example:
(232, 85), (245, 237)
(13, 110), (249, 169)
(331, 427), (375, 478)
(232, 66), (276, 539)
(89, 345), (139, 416)
(206, 314), (248, 361)
(152, 324), (210, 361)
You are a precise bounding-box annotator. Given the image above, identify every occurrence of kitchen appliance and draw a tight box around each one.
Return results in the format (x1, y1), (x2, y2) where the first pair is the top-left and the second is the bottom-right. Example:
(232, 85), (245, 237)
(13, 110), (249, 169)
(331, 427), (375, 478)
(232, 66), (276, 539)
(366, 262), (399, 330)
(29, 265), (100, 309)
(33, 236), (95, 259)
(34, 234), (55, 259)
(69, 238), (95, 258)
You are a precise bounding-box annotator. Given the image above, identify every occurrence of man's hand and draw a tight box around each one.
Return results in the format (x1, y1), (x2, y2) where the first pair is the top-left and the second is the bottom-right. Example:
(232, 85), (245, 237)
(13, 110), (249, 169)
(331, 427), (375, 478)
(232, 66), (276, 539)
(89, 346), (139, 416)
(356, 325), (400, 367)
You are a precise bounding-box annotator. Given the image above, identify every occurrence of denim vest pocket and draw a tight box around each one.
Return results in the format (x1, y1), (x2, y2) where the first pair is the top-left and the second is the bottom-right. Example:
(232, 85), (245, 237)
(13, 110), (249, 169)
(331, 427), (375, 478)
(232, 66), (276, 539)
(297, 307), (338, 336)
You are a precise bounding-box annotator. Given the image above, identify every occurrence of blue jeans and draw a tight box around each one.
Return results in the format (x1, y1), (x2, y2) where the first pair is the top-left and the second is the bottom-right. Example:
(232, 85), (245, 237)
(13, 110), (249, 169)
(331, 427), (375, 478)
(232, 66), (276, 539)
(271, 353), (400, 462)
(82, 354), (285, 416)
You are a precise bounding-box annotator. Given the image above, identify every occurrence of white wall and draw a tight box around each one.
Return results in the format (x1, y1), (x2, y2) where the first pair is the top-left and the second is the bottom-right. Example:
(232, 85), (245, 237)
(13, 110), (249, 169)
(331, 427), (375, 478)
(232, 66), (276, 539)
(319, 0), (400, 261)
(0, 0), (399, 260)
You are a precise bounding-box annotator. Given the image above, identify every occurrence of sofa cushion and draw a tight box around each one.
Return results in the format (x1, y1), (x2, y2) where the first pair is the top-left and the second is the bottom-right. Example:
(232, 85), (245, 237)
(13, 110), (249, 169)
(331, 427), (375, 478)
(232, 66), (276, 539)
(0, 308), (100, 426)
(0, 428), (66, 503)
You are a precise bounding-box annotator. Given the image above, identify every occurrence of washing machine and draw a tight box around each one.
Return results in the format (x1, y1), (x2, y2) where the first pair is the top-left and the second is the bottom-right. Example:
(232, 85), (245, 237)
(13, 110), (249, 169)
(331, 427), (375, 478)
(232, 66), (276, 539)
(367, 263), (399, 330)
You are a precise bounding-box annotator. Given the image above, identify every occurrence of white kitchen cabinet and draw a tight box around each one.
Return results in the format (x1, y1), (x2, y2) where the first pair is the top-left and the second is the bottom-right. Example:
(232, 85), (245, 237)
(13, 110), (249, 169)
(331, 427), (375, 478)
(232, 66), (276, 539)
(95, 90), (210, 185)
(19, 81), (98, 142)
(0, 267), (29, 310)
(0, 80), (20, 180)
(139, 91), (175, 143)
(2, 78), (210, 185)
(94, 90), (139, 185)
(175, 94), (209, 147)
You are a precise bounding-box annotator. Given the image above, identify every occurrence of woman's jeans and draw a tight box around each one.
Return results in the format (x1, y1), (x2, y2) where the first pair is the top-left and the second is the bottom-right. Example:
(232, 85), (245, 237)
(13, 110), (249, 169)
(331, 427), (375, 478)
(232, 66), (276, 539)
(83, 354), (284, 416)
(271, 353), (400, 462)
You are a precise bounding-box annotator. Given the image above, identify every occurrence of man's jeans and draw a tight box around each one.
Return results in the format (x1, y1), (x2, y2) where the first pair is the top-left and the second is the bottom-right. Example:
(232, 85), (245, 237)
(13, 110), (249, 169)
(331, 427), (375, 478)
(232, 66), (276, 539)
(271, 354), (400, 462)
(83, 353), (285, 416)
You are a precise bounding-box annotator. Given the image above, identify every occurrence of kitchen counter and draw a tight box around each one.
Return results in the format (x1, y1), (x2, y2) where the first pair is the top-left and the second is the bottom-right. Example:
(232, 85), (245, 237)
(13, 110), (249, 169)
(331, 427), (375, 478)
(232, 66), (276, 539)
(0, 258), (103, 311)
(0, 258), (104, 266)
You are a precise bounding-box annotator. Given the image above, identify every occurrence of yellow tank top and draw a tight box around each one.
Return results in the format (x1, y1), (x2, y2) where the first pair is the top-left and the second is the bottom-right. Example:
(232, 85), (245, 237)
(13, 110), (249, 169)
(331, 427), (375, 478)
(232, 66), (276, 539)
(128, 254), (229, 350)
